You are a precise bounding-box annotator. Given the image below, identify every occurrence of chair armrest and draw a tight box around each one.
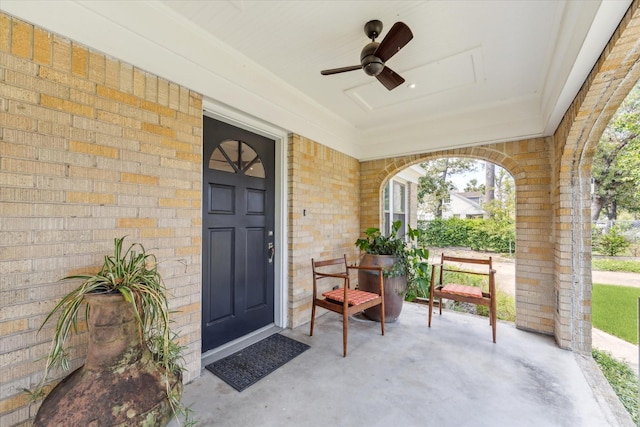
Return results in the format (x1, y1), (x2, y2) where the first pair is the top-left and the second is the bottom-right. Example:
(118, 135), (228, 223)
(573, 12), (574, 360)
(347, 265), (383, 273)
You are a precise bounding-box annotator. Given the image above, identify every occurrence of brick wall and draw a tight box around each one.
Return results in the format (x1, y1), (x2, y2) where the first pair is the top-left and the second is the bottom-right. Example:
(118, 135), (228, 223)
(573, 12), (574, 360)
(552, 0), (640, 351)
(0, 14), (203, 426)
(360, 140), (555, 335)
(288, 134), (360, 328)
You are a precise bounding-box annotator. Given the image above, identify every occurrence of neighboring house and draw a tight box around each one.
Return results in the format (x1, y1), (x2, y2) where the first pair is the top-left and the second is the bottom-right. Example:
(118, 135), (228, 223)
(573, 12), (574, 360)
(442, 191), (485, 219)
(1, 2), (639, 425)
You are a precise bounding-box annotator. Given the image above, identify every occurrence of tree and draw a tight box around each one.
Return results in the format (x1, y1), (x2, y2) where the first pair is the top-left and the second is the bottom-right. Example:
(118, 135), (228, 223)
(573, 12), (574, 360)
(484, 161), (496, 219)
(592, 82), (640, 221)
(464, 179), (485, 193)
(418, 158), (476, 218)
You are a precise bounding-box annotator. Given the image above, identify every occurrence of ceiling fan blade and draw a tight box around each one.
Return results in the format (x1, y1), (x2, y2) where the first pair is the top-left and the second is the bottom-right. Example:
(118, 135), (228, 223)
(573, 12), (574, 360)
(376, 66), (405, 91)
(375, 22), (413, 63)
(321, 65), (362, 75)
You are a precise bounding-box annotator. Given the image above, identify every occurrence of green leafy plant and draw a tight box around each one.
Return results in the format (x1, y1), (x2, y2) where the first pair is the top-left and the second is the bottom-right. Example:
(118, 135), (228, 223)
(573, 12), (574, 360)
(418, 217), (515, 254)
(595, 226), (630, 256)
(355, 220), (429, 299)
(592, 349), (638, 424)
(26, 236), (193, 425)
(592, 258), (640, 273)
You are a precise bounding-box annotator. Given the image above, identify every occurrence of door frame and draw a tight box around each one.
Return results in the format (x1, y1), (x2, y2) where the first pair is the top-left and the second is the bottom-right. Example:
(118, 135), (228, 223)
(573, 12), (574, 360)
(203, 100), (288, 332)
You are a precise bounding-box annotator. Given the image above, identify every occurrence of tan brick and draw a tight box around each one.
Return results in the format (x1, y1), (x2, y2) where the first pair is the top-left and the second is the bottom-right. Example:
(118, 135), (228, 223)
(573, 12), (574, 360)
(0, 318), (29, 335)
(142, 122), (176, 138)
(140, 228), (174, 238)
(0, 391), (30, 413)
(157, 78), (169, 106)
(41, 94), (94, 117)
(10, 19), (31, 59)
(66, 192), (116, 205)
(145, 74), (158, 101)
(39, 66), (95, 92)
(0, 82), (37, 103)
(1, 157), (66, 176)
(119, 172), (158, 186)
(133, 68), (146, 98)
(52, 35), (71, 72)
(117, 218), (158, 228)
(120, 62), (134, 93)
(176, 245), (199, 256)
(33, 27), (52, 64)
(175, 189), (200, 199)
(71, 44), (88, 77)
(97, 85), (139, 107)
(96, 110), (141, 128)
(88, 50), (105, 83)
(141, 100), (175, 117)
(104, 57), (120, 88)
(176, 151), (200, 163)
(162, 138), (192, 152)
(0, 14), (9, 52)
(69, 140), (118, 159)
(0, 172), (34, 187)
(159, 198), (190, 208)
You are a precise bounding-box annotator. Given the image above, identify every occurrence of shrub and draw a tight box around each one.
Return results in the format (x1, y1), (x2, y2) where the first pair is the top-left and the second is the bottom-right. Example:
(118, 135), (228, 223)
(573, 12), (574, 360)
(419, 217), (471, 248)
(592, 349), (638, 424)
(595, 226), (630, 256)
(419, 217), (515, 253)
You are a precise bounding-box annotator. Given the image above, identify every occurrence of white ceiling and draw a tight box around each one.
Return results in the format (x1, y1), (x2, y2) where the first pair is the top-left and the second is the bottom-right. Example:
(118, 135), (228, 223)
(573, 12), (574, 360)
(1, 1), (633, 160)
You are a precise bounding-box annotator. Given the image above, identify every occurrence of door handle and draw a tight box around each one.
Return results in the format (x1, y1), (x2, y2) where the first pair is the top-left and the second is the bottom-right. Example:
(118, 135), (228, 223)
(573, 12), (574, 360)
(268, 242), (275, 264)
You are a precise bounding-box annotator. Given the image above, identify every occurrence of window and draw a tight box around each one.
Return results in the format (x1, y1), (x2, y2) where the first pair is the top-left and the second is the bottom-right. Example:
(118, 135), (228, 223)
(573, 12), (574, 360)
(383, 179), (407, 237)
(209, 140), (265, 178)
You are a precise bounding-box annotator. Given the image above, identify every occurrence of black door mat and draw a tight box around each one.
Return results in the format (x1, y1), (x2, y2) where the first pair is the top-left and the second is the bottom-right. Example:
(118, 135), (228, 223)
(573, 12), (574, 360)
(205, 333), (310, 391)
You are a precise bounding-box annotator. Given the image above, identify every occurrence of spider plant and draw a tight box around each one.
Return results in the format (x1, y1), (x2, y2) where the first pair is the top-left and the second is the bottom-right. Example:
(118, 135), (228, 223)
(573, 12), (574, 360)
(26, 236), (193, 424)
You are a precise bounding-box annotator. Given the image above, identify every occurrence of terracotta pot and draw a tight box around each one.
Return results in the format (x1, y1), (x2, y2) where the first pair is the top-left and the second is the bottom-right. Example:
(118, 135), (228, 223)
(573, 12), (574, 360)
(34, 293), (182, 427)
(357, 254), (407, 322)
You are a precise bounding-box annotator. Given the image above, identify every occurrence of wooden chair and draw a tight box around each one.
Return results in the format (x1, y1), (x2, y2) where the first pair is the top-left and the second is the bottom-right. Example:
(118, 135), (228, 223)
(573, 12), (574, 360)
(428, 253), (497, 342)
(309, 255), (385, 357)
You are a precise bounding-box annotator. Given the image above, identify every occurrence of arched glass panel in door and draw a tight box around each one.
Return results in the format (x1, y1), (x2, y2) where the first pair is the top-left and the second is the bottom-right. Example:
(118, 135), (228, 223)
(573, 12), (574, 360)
(208, 140), (265, 178)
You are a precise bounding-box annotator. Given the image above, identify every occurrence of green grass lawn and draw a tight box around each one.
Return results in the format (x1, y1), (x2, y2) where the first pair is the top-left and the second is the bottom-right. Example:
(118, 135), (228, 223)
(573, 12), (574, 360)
(592, 283), (640, 344)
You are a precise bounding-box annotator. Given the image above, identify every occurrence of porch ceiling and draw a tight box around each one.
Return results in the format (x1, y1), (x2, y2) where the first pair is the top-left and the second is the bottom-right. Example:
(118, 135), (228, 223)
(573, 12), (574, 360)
(1, 1), (632, 160)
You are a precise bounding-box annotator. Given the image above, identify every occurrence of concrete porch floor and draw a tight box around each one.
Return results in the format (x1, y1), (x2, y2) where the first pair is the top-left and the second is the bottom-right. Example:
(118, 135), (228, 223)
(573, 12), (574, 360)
(170, 303), (634, 427)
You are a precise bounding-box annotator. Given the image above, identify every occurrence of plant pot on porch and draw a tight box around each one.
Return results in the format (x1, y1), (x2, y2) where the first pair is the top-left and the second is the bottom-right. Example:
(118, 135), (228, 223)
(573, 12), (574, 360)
(357, 254), (407, 323)
(34, 293), (182, 426)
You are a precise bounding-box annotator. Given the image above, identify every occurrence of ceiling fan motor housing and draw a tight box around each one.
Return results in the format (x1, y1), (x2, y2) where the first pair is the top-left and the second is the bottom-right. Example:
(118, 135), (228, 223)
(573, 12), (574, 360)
(361, 42), (384, 76)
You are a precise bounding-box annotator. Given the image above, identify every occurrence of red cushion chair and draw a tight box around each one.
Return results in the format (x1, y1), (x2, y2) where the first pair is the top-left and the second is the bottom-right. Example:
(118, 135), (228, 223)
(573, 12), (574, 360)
(428, 253), (497, 342)
(310, 255), (385, 356)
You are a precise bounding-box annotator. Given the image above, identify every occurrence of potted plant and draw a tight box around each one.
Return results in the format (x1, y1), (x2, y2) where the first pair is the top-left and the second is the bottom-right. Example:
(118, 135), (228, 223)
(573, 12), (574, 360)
(355, 220), (429, 322)
(27, 236), (192, 426)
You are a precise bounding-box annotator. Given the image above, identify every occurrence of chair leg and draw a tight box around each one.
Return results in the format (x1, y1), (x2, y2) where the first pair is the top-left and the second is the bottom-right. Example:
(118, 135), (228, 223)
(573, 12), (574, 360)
(343, 310), (348, 357)
(310, 301), (316, 336)
(428, 294), (433, 327)
(491, 300), (497, 343)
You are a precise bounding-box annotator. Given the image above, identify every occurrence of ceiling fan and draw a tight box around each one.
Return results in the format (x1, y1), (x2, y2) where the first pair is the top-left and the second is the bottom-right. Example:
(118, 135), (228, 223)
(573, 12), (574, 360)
(321, 19), (413, 91)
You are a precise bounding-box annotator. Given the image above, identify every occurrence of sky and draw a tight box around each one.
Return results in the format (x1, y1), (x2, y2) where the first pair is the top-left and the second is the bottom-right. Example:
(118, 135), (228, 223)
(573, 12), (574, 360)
(450, 162), (486, 191)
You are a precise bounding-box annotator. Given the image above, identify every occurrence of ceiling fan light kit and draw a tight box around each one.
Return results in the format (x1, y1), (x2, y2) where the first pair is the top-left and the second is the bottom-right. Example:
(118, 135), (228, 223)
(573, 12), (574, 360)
(321, 19), (413, 91)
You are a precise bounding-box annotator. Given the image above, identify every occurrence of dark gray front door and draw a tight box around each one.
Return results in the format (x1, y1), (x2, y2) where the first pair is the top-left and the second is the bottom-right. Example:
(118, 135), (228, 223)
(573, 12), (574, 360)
(202, 116), (275, 352)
